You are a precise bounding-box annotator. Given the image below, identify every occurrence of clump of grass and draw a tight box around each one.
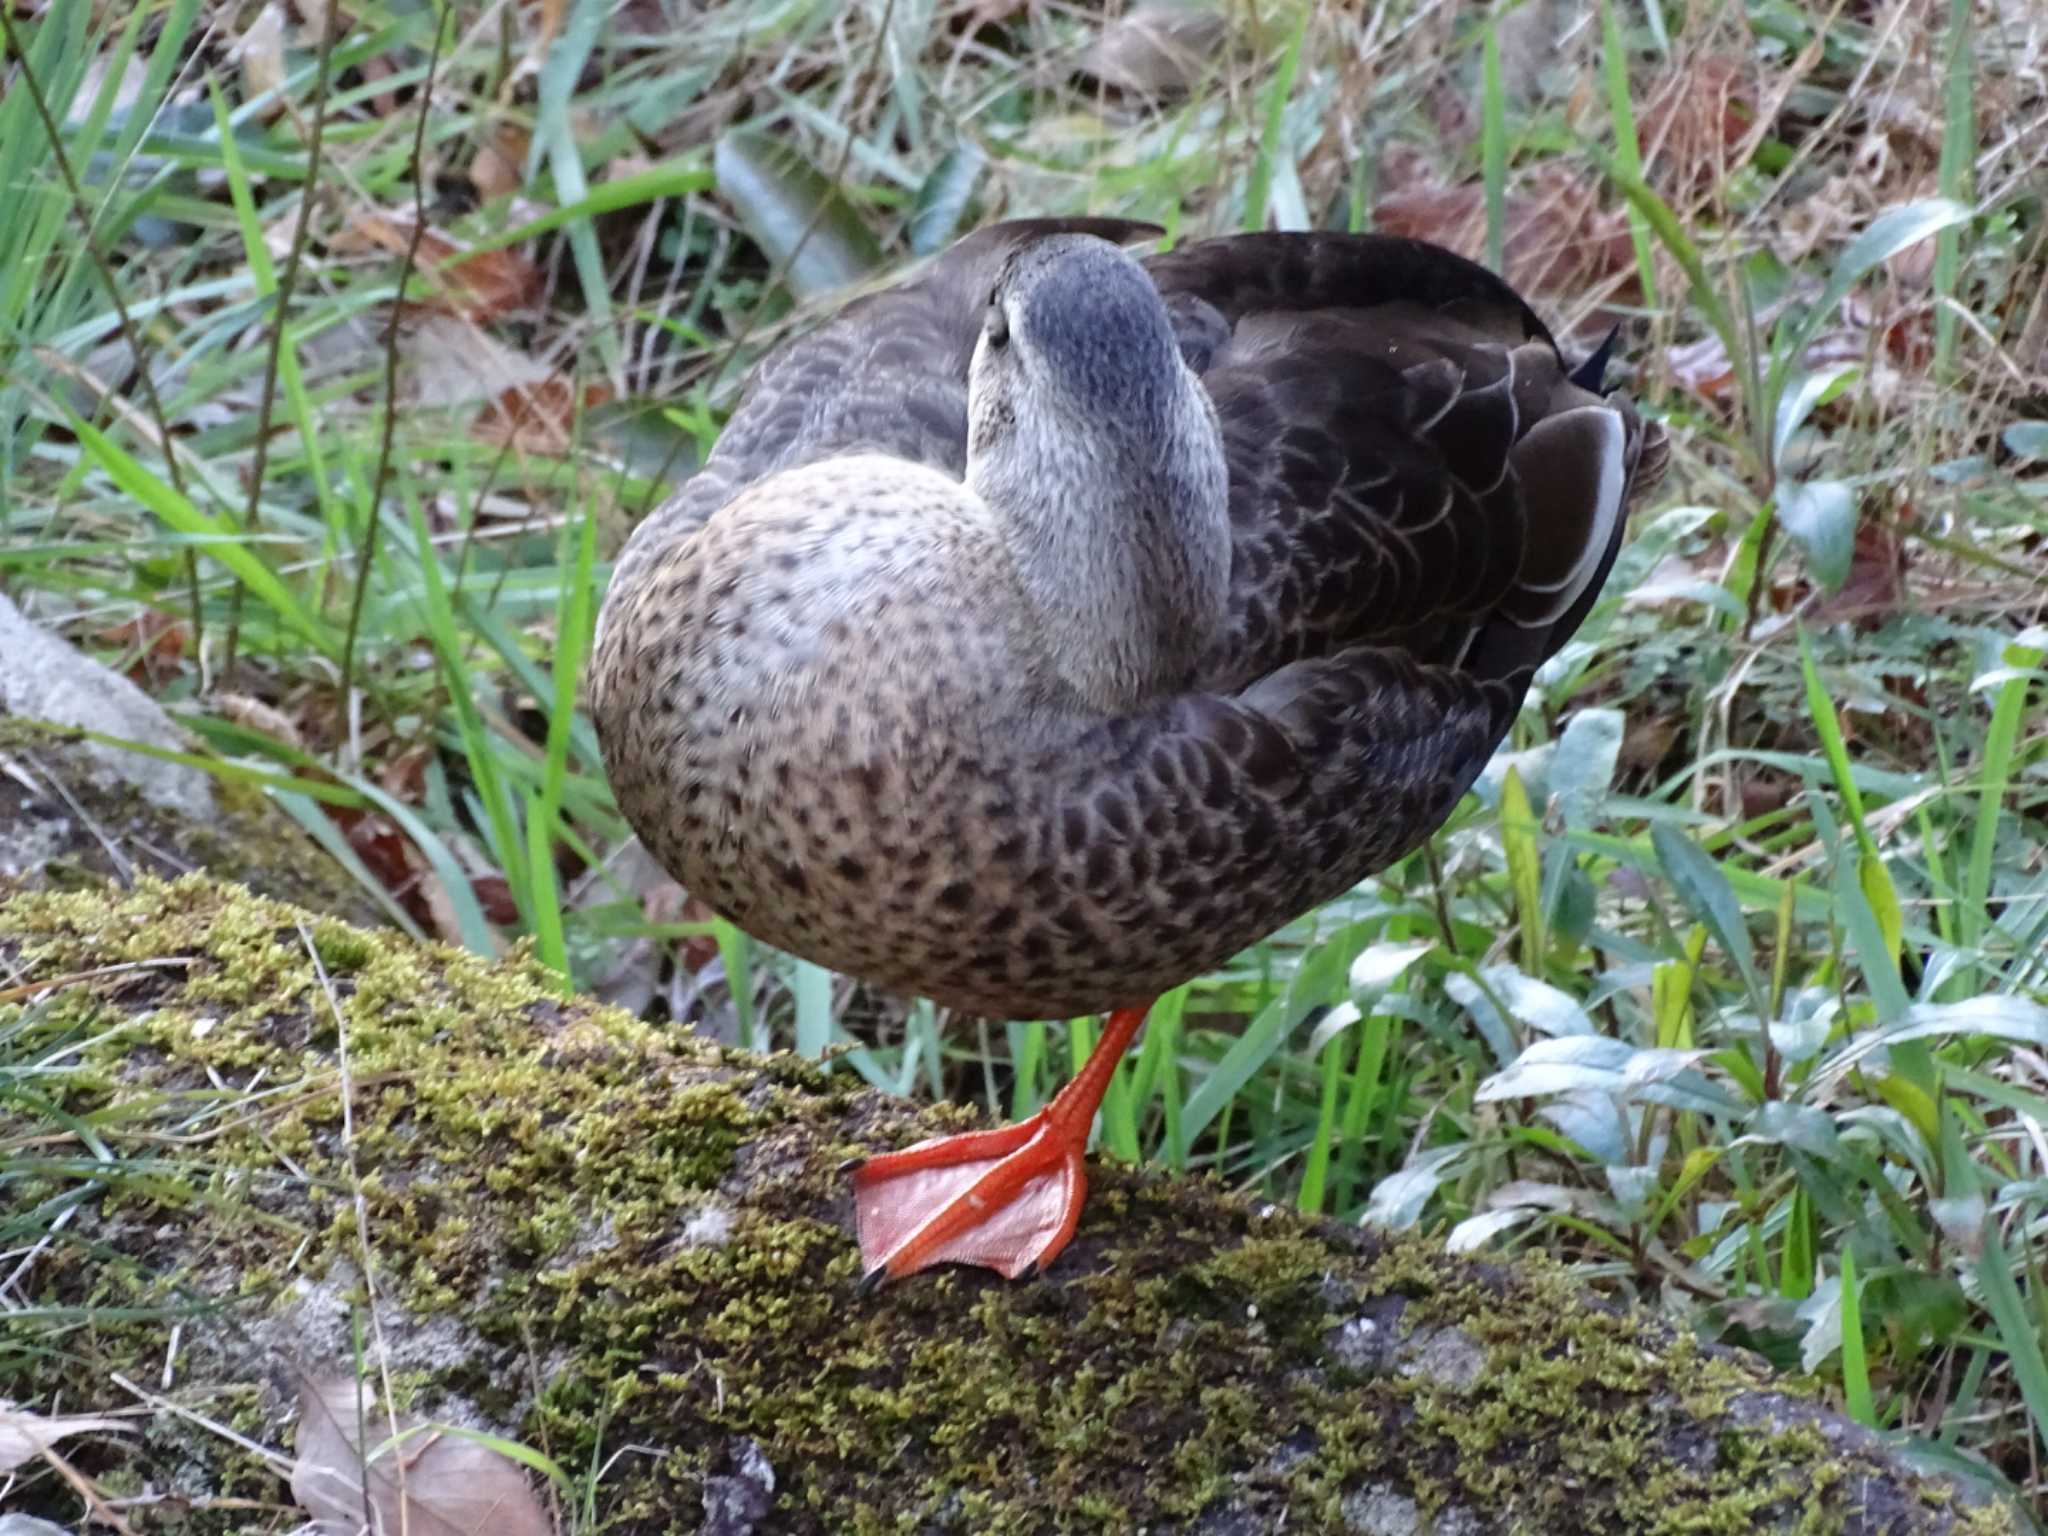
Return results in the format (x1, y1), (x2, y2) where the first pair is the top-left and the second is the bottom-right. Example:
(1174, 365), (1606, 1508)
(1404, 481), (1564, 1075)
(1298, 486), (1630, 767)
(1, 0), (2045, 1521)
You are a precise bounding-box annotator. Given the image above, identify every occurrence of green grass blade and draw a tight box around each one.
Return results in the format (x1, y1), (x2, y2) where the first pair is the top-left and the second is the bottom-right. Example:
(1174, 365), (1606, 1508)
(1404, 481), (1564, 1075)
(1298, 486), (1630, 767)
(1241, 5), (1309, 232)
(1601, 0), (1656, 304)
(1838, 1245), (1876, 1425)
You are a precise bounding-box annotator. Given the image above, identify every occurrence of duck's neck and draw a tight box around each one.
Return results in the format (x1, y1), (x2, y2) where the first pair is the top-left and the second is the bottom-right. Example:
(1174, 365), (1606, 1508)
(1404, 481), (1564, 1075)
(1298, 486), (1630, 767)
(969, 392), (1230, 713)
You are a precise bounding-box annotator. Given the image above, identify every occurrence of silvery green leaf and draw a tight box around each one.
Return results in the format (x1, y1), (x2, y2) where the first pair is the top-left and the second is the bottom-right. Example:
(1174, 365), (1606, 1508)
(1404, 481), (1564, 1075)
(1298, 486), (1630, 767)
(1930, 1194), (1987, 1260)
(1698, 1200), (1737, 1236)
(1450, 964), (1594, 1044)
(1473, 742), (1553, 810)
(714, 130), (884, 300)
(1548, 708), (1624, 828)
(1795, 1275), (1844, 1373)
(1837, 1105), (1935, 1183)
(1497, 968), (1598, 1038)
(2005, 420), (2048, 460)
(1916, 946), (1968, 1000)
(1442, 971), (1519, 1066)
(908, 144), (984, 255)
(1636, 1069), (1741, 1116)
(1538, 1091), (1630, 1163)
(1364, 1145), (1462, 1231)
(1812, 997), (2048, 1089)
(1652, 823), (1763, 1005)
(1622, 1047), (1712, 1089)
(1308, 1000), (1364, 1057)
(1605, 1164), (1659, 1220)
(1447, 1207), (1538, 1254)
(1772, 364), (1860, 467)
(1477, 1036), (1634, 1101)
(1775, 479), (1857, 594)
(1489, 1180), (1580, 1211)
(1745, 1101), (1843, 1157)
(1350, 939), (1435, 993)
(1770, 990), (1837, 1063)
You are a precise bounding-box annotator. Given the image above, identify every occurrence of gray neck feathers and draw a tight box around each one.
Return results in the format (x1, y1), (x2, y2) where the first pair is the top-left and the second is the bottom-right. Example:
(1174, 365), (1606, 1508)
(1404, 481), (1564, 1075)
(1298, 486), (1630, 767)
(970, 362), (1228, 714)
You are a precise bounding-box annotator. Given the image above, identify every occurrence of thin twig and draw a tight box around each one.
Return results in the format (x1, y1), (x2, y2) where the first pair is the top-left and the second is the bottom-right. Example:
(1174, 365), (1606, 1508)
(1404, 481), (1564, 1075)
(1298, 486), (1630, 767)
(340, 1), (452, 705)
(0, 7), (205, 654)
(224, 0), (346, 675)
(298, 919), (413, 1527)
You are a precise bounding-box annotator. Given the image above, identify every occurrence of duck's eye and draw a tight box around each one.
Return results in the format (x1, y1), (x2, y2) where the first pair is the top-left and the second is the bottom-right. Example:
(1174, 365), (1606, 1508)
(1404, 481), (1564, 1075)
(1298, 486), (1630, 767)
(985, 299), (1009, 351)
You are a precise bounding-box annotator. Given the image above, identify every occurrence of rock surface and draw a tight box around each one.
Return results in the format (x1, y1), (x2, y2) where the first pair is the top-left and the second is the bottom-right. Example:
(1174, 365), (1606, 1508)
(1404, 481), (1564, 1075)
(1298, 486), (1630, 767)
(0, 876), (2021, 1535)
(0, 595), (384, 924)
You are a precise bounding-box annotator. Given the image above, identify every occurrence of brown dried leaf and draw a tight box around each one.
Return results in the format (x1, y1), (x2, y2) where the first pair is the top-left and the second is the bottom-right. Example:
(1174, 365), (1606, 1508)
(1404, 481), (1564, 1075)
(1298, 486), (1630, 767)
(291, 1375), (553, 1536)
(333, 212), (543, 322)
(1813, 518), (1907, 625)
(1665, 331), (1738, 400)
(96, 610), (186, 687)
(1617, 713), (1684, 775)
(1077, 4), (1229, 97)
(472, 375), (615, 456)
(238, 3), (289, 113)
(471, 124), (532, 203)
(1373, 162), (1637, 306)
(212, 692), (306, 751)
(0, 1401), (131, 1471)
(1637, 54), (1754, 200)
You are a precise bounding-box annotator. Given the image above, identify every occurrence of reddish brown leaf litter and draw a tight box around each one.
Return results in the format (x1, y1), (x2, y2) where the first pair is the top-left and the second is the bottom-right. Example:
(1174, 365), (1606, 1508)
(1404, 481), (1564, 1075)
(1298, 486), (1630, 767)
(331, 211), (544, 323)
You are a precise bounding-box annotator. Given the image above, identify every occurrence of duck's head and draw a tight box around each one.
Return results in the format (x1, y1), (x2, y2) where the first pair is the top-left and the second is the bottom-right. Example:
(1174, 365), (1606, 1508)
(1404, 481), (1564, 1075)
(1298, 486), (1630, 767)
(971, 235), (1189, 429)
(963, 232), (1230, 706)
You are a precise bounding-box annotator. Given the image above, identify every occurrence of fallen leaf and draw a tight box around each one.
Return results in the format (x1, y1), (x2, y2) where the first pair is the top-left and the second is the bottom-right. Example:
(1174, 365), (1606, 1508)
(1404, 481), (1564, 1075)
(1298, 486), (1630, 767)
(96, 610), (186, 687)
(291, 1375), (553, 1536)
(470, 874), (522, 927)
(1373, 159), (1637, 306)
(470, 124), (531, 202)
(403, 314), (553, 410)
(1813, 517), (1907, 625)
(1665, 331), (1737, 399)
(212, 692), (305, 752)
(1636, 54), (1754, 200)
(472, 374), (616, 456)
(0, 1402), (131, 1472)
(238, 3), (289, 114)
(333, 212), (543, 322)
(330, 808), (432, 928)
(1076, 4), (1229, 97)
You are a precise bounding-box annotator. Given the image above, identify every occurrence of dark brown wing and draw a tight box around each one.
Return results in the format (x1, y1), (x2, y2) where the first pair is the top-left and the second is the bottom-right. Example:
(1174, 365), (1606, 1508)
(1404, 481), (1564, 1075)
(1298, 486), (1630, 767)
(1145, 232), (1661, 695)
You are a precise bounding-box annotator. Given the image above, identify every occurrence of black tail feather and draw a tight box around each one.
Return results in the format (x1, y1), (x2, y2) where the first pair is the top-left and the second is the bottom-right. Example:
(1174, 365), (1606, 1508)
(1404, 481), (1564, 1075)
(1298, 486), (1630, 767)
(1568, 324), (1623, 394)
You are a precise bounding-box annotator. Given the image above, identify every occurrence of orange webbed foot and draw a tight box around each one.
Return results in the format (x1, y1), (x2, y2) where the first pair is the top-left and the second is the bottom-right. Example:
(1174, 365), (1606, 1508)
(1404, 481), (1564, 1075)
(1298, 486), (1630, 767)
(848, 1004), (1149, 1291)
(850, 1110), (1089, 1288)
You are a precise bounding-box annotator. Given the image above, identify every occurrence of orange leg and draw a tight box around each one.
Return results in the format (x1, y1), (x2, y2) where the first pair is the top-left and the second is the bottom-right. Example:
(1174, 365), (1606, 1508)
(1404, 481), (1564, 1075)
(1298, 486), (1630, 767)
(848, 1004), (1149, 1290)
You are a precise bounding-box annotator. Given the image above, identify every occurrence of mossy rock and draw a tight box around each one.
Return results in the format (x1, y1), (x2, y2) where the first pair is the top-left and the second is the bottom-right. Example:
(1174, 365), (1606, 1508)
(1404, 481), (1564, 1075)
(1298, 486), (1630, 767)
(0, 714), (387, 929)
(0, 876), (2019, 1535)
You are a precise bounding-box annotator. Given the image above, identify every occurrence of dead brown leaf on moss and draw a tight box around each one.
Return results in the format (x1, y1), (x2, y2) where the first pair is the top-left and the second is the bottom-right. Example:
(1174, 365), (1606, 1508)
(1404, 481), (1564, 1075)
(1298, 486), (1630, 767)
(0, 1402), (132, 1471)
(291, 1374), (553, 1536)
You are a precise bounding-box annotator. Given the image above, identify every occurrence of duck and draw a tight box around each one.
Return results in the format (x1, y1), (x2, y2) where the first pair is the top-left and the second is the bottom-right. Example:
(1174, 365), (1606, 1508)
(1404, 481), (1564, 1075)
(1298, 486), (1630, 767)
(590, 217), (1666, 1290)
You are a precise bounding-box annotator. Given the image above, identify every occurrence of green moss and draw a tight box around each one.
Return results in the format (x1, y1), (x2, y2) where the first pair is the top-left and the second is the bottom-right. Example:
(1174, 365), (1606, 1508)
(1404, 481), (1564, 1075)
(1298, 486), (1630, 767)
(0, 876), (2019, 1535)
